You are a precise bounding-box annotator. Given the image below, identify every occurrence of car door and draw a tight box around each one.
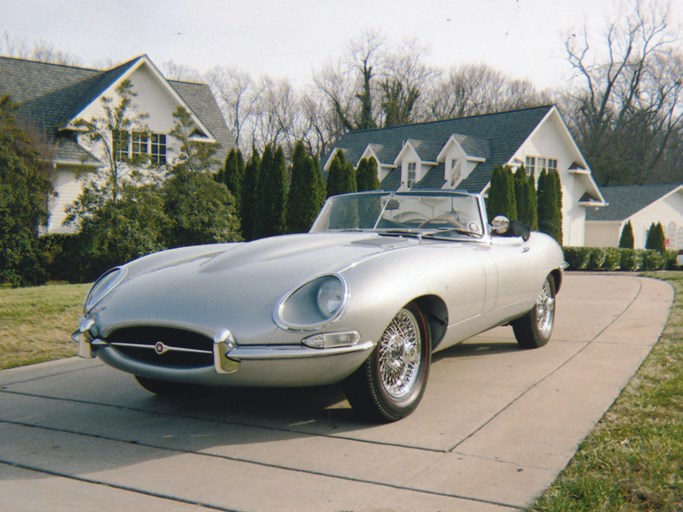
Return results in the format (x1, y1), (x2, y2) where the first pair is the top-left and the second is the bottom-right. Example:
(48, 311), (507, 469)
(488, 234), (540, 318)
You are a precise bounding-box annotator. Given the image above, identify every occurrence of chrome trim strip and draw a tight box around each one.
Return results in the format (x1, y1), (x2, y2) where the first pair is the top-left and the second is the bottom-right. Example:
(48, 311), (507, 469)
(109, 342), (212, 355)
(228, 340), (375, 361)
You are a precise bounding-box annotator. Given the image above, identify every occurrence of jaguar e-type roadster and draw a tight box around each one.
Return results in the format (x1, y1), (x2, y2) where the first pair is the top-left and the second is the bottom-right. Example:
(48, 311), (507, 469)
(73, 190), (564, 422)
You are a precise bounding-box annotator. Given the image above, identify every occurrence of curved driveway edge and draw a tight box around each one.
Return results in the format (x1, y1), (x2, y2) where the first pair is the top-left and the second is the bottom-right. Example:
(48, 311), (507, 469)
(0, 273), (674, 511)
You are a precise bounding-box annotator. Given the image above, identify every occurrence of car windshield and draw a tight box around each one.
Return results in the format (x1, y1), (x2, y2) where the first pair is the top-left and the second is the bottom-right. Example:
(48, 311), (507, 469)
(310, 192), (485, 239)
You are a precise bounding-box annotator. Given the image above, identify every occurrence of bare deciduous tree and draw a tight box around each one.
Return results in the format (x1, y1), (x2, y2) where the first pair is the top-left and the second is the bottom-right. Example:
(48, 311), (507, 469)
(205, 66), (255, 149)
(1, 31), (81, 65)
(563, 0), (683, 184)
(379, 38), (436, 126)
(424, 63), (551, 120)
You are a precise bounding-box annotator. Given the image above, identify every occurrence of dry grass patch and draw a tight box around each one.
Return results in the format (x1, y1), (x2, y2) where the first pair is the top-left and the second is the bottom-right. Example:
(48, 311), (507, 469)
(0, 283), (90, 369)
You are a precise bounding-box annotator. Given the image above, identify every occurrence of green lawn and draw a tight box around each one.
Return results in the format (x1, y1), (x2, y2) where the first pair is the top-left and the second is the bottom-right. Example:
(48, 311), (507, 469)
(0, 282), (90, 369)
(1, 274), (681, 510)
(532, 271), (682, 512)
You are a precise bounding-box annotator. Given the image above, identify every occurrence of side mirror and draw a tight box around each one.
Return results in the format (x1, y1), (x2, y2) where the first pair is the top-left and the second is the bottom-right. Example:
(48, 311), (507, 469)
(491, 215), (531, 241)
(491, 215), (510, 235)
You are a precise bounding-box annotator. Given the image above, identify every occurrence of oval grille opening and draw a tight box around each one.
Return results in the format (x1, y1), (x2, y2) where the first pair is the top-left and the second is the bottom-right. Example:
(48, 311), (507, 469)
(105, 327), (213, 369)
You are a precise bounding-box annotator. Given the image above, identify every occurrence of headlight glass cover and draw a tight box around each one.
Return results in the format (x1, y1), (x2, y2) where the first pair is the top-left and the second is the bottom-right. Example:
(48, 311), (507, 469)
(275, 275), (349, 331)
(85, 267), (126, 312)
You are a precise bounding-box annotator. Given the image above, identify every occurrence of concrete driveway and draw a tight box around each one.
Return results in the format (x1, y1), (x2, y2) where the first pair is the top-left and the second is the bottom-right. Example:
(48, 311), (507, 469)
(0, 273), (673, 512)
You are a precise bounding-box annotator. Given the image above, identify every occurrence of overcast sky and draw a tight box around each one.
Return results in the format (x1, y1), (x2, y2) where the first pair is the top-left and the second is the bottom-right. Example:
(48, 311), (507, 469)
(3, 0), (682, 91)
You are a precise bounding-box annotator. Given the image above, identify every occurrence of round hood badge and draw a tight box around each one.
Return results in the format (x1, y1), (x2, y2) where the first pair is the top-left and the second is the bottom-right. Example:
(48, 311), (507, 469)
(154, 341), (169, 355)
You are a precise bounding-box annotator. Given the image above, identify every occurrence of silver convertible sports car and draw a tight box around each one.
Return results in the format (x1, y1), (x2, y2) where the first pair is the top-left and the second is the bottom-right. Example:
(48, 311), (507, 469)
(73, 190), (565, 422)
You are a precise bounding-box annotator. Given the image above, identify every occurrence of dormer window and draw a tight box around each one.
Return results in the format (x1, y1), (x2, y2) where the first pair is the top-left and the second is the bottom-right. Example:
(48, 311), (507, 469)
(450, 158), (462, 186)
(407, 162), (417, 188)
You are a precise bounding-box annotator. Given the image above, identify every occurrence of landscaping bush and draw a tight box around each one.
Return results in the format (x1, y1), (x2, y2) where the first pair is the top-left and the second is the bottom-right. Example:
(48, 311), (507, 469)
(641, 249), (664, 271)
(39, 234), (80, 282)
(588, 247), (607, 271)
(564, 247), (591, 270)
(620, 249), (641, 271)
(604, 247), (622, 271)
(664, 250), (680, 270)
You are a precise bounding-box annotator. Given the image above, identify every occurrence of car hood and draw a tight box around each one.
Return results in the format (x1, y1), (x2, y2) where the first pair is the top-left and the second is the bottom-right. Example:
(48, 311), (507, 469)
(91, 232), (421, 343)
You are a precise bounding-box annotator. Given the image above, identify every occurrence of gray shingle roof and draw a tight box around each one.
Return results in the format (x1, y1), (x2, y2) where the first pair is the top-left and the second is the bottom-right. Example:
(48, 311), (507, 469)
(586, 183), (682, 221)
(0, 55), (234, 164)
(54, 136), (100, 166)
(414, 162), (447, 189)
(328, 105), (554, 193)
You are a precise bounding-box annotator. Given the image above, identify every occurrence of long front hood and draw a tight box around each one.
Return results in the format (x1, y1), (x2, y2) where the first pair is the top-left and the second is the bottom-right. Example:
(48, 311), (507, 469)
(90, 233), (418, 344)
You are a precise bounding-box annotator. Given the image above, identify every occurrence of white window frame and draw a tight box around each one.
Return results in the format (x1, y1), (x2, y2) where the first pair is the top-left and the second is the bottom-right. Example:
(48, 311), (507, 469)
(114, 130), (167, 165)
(525, 155), (558, 176)
(407, 162), (417, 188)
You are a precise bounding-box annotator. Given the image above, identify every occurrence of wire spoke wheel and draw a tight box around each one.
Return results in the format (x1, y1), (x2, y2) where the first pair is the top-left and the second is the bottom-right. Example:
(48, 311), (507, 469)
(535, 278), (556, 337)
(512, 274), (557, 349)
(343, 303), (431, 422)
(378, 309), (422, 399)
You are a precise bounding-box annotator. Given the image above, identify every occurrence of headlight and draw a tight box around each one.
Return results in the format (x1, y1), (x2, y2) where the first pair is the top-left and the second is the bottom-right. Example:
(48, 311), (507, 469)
(317, 278), (344, 317)
(84, 267), (127, 312)
(275, 275), (349, 331)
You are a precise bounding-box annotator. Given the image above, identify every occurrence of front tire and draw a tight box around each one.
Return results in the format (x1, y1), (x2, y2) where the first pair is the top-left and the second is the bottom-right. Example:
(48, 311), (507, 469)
(512, 274), (556, 349)
(135, 375), (192, 396)
(343, 303), (431, 422)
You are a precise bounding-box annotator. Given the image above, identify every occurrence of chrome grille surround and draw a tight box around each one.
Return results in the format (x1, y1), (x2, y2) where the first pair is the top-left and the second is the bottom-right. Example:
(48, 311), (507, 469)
(104, 326), (214, 369)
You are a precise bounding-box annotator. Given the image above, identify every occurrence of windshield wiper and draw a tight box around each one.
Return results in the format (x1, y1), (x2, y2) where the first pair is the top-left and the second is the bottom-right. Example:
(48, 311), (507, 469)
(377, 228), (421, 238)
(422, 227), (483, 239)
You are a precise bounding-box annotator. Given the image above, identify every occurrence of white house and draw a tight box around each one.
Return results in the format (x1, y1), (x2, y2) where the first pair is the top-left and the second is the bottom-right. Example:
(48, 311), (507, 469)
(324, 105), (606, 247)
(0, 54), (235, 234)
(585, 184), (683, 250)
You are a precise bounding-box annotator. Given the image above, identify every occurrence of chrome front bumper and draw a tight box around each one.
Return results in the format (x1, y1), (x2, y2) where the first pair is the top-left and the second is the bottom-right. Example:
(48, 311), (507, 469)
(72, 320), (375, 387)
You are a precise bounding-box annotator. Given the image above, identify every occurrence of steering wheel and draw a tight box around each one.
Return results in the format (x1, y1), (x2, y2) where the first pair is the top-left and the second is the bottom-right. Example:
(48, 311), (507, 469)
(418, 216), (465, 229)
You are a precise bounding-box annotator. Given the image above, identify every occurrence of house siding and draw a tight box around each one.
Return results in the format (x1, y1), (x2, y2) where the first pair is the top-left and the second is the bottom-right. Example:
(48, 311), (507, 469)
(585, 221), (620, 247)
(48, 168), (82, 234)
(512, 114), (591, 246)
(631, 193), (683, 249)
(585, 186), (683, 250)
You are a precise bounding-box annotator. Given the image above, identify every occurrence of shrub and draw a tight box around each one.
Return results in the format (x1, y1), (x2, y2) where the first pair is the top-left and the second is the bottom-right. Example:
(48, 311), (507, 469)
(664, 250), (679, 270)
(39, 234), (80, 282)
(620, 249), (641, 272)
(604, 247), (622, 271)
(564, 247), (591, 270)
(588, 247), (607, 271)
(641, 249), (664, 271)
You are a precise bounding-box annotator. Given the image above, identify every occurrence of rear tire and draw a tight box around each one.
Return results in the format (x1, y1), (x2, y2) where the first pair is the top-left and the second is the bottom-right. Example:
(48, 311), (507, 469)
(512, 274), (556, 349)
(343, 303), (431, 422)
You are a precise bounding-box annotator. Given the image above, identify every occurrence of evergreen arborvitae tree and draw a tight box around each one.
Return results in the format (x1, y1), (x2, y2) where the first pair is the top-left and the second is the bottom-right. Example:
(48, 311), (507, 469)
(514, 166), (534, 227)
(619, 221), (635, 249)
(326, 151), (357, 197)
(240, 149), (260, 241)
(487, 165), (517, 220)
(219, 148), (245, 212)
(0, 96), (52, 286)
(286, 141), (325, 233)
(550, 169), (563, 243)
(537, 169), (563, 244)
(645, 222), (666, 253)
(656, 222), (667, 252)
(528, 170), (538, 230)
(356, 157), (380, 191)
(254, 145), (287, 239)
